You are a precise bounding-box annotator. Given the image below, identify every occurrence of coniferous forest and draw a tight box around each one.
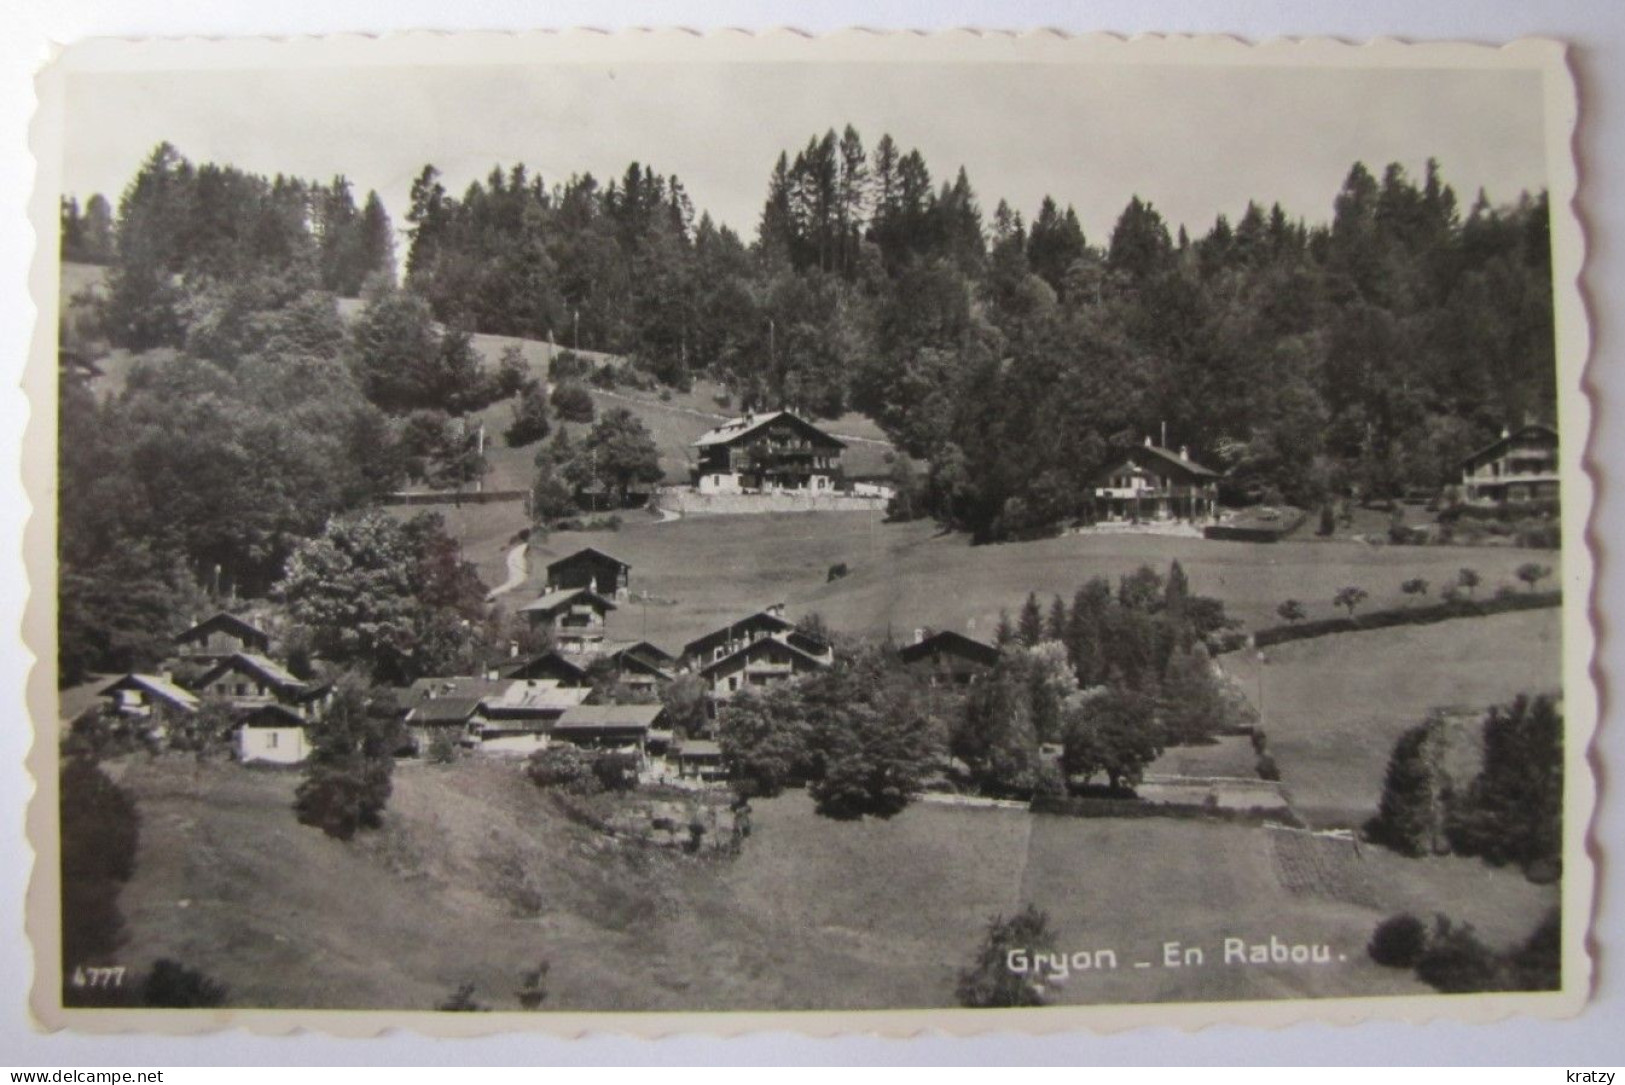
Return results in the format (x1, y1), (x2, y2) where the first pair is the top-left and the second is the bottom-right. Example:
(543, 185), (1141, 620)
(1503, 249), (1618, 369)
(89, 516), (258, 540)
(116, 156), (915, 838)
(57, 131), (1555, 680)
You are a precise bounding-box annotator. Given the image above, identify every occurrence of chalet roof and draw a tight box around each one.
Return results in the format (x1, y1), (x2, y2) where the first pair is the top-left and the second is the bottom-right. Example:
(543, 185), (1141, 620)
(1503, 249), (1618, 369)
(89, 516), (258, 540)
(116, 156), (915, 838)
(677, 739), (722, 759)
(698, 635), (830, 678)
(241, 703), (306, 728)
(499, 650), (593, 682)
(606, 640), (675, 666)
(196, 653), (305, 692)
(406, 696), (485, 725)
(545, 547), (631, 574)
(98, 673), (200, 712)
(406, 676), (515, 703)
(553, 703), (667, 731)
(898, 629), (1001, 668)
(486, 681), (592, 715)
(681, 609), (795, 659)
(176, 611), (269, 646)
(1459, 424), (1560, 471)
(693, 410), (846, 450)
(1094, 443), (1221, 483)
(518, 587), (619, 617)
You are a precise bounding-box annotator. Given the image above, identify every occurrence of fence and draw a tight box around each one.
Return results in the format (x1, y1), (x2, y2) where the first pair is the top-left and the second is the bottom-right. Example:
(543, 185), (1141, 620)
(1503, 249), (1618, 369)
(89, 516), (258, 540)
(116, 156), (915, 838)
(382, 489), (528, 507)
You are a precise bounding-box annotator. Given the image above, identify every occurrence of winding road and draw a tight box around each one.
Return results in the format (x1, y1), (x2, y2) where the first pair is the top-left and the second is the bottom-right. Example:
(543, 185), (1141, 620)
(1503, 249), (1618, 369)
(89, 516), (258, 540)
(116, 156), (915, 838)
(485, 541), (530, 601)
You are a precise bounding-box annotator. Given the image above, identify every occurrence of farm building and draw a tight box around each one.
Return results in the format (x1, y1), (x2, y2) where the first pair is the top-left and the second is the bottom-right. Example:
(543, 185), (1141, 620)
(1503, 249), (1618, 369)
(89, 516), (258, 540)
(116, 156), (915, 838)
(1458, 423), (1560, 505)
(236, 703), (311, 765)
(545, 547), (632, 599)
(518, 587), (618, 649)
(691, 410), (846, 495)
(97, 673), (199, 723)
(477, 679), (593, 753)
(897, 629), (1001, 686)
(193, 653), (312, 712)
(675, 739), (726, 781)
(550, 703), (667, 757)
(1088, 438), (1221, 523)
(403, 694), (488, 752)
(699, 635), (831, 700)
(174, 611), (271, 662)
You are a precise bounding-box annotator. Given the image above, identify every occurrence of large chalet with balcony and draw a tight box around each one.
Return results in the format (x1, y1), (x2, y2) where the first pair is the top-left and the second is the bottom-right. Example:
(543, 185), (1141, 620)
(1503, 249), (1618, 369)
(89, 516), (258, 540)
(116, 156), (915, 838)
(1088, 438), (1221, 523)
(691, 410), (846, 495)
(1458, 424), (1559, 506)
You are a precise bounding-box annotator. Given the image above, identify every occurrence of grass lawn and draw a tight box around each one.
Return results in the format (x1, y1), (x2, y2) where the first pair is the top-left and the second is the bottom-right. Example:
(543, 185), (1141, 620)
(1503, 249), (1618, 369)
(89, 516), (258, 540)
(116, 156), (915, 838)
(102, 756), (1557, 1011)
(1220, 609), (1563, 826)
(498, 511), (1563, 664)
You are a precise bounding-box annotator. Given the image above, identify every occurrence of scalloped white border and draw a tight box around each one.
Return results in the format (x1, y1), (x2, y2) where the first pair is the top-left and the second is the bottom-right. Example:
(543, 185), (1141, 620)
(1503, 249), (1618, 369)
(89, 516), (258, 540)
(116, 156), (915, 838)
(21, 27), (1594, 1039)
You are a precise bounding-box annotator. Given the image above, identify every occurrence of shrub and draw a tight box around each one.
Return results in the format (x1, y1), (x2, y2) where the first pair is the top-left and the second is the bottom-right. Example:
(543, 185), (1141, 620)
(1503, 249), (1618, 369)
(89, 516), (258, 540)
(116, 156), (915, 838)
(956, 905), (1057, 1008)
(143, 959), (228, 1008)
(590, 751), (641, 793)
(589, 362), (619, 390)
(1368, 914), (1429, 968)
(437, 982), (489, 1012)
(1255, 754), (1281, 782)
(516, 960), (551, 1010)
(1415, 916), (1502, 993)
(549, 349), (589, 383)
(60, 756), (139, 978)
(1506, 910), (1561, 991)
(526, 745), (603, 795)
(550, 381), (595, 423)
(827, 562), (849, 582)
(503, 384), (551, 447)
(1317, 503), (1335, 536)
(294, 758), (393, 841)
(426, 727), (460, 765)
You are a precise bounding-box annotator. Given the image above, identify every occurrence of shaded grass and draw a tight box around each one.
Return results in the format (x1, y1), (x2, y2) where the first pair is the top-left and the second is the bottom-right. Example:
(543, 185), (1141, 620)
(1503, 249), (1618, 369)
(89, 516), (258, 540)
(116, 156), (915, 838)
(1221, 610), (1563, 825)
(107, 757), (1556, 1011)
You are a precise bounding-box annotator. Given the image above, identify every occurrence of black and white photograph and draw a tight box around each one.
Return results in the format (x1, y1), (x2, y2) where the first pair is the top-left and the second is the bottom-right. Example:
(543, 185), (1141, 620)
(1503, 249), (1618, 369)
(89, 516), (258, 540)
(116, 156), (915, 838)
(27, 30), (1591, 1031)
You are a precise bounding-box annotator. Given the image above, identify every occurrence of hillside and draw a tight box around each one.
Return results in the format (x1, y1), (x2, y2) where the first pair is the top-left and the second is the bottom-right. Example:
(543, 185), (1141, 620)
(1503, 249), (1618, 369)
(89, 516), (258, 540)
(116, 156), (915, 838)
(105, 754), (1555, 1011)
(519, 509), (1568, 655)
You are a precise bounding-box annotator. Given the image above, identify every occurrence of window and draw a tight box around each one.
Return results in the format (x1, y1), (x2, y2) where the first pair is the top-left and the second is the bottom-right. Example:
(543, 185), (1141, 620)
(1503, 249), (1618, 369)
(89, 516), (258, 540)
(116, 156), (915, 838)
(266, 732), (279, 748)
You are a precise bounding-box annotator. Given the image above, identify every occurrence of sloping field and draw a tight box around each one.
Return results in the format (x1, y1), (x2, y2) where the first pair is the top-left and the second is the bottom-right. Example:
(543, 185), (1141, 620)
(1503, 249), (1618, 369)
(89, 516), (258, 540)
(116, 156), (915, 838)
(1219, 609), (1564, 825)
(104, 757), (1555, 1011)
(502, 512), (1562, 664)
(1015, 815), (1554, 1005)
(803, 526), (1558, 641)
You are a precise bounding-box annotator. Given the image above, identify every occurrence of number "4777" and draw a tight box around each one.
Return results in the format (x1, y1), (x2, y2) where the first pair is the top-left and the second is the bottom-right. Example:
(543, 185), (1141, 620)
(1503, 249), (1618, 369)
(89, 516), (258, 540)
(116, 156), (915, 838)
(71, 965), (126, 989)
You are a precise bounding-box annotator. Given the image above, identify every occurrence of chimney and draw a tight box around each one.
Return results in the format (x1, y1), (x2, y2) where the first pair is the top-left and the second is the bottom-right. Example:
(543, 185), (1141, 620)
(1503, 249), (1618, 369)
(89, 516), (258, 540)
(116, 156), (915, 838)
(765, 602), (785, 618)
(1501, 426), (1511, 439)
(1144, 435), (1153, 448)
(509, 640), (520, 659)
(160, 669), (173, 684)
(1180, 445), (1189, 461)
(914, 628), (926, 645)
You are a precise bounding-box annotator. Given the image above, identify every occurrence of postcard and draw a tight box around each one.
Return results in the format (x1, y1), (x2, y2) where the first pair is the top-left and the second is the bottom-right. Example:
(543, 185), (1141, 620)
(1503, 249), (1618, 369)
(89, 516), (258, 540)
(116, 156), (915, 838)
(25, 29), (1592, 1035)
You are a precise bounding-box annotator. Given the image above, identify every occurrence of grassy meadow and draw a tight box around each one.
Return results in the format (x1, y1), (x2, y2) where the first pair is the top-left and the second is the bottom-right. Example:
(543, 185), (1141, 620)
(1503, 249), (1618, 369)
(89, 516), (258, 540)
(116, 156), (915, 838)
(103, 755), (1556, 1011)
(1219, 608), (1564, 826)
(508, 509), (1564, 661)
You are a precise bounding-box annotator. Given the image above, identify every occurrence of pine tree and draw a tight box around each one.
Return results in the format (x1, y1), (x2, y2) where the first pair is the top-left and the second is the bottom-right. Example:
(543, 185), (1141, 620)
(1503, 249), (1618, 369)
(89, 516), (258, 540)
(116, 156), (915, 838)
(1045, 595), (1068, 643)
(1366, 721), (1438, 857)
(1017, 592), (1045, 647)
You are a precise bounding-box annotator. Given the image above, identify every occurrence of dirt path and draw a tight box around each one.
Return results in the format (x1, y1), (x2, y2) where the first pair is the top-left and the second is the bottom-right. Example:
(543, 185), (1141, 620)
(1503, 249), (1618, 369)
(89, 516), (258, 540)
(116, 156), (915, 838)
(485, 541), (530, 600)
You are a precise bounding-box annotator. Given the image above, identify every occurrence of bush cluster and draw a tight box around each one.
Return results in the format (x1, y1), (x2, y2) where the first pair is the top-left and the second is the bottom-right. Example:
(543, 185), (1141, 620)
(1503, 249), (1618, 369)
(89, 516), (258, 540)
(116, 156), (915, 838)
(1249, 590), (1561, 650)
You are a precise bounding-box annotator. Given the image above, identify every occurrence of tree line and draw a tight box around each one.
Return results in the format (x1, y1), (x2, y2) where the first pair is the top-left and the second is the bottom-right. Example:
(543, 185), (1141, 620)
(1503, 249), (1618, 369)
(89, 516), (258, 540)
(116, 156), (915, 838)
(375, 132), (1555, 540)
(715, 561), (1252, 816)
